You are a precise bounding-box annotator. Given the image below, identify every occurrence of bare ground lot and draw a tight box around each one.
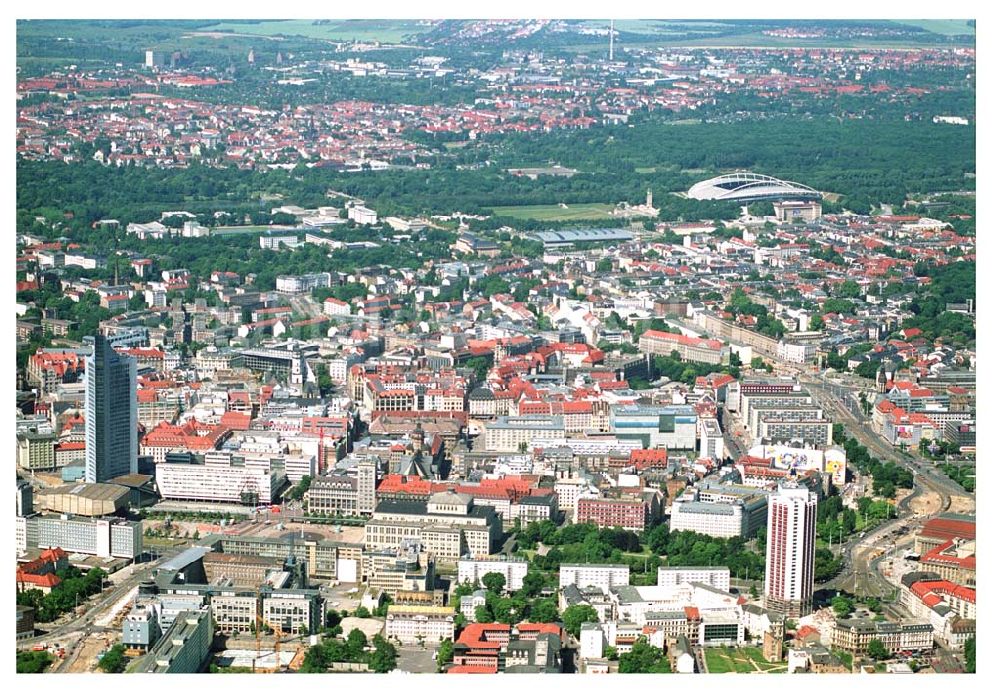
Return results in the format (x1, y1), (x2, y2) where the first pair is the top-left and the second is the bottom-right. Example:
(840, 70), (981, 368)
(905, 489), (942, 516)
(949, 493), (975, 514)
(65, 632), (116, 673)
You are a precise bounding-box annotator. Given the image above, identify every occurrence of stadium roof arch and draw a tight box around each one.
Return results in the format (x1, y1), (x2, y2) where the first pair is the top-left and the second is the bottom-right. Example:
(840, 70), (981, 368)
(687, 172), (822, 202)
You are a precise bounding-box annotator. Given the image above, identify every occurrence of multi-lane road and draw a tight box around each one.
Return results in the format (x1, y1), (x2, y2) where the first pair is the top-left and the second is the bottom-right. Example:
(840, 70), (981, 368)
(800, 372), (970, 510)
(20, 544), (189, 650)
(730, 363), (975, 603)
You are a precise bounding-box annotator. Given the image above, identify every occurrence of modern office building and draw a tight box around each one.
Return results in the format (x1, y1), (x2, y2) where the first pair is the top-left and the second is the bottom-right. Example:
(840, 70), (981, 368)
(202, 534), (363, 582)
(209, 594), (259, 634)
(262, 591), (321, 634)
(132, 608), (214, 673)
(669, 501), (746, 539)
(85, 334), (137, 483)
(357, 457), (378, 516)
(23, 514), (143, 559)
(16, 606), (35, 640)
(764, 484), (817, 618)
(122, 603), (163, 652)
(657, 566), (731, 592)
(16, 480), (33, 517)
(610, 404), (697, 450)
(559, 564), (630, 591)
(154, 456), (283, 506)
(17, 430), (56, 471)
(237, 342), (317, 385)
(275, 272), (331, 294)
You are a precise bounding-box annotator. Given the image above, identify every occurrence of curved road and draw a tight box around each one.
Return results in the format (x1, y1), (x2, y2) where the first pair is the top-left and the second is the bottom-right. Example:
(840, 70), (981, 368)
(795, 369), (974, 601)
(801, 374), (970, 512)
(20, 545), (188, 648)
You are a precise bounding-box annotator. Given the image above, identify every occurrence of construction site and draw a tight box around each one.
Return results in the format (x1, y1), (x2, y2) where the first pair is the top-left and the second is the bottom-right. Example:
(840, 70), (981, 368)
(211, 622), (307, 673)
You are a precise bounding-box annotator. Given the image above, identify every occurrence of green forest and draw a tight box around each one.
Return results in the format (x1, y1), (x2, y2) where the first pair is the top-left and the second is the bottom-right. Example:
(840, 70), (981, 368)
(17, 116), (975, 230)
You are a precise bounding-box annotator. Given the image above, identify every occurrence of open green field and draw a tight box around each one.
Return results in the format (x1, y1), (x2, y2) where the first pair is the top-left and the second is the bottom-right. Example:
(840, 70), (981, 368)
(490, 203), (614, 221)
(201, 19), (430, 43)
(212, 225), (272, 236)
(577, 18), (974, 39)
(562, 30), (972, 51)
(893, 19), (975, 36)
(704, 647), (785, 674)
(142, 536), (188, 548)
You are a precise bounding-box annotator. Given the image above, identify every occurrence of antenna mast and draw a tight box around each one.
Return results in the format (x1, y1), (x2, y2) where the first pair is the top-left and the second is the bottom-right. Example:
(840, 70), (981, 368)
(609, 20), (614, 61)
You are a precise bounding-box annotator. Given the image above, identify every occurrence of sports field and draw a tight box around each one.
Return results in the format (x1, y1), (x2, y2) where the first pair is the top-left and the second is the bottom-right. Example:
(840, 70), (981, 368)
(704, 647), (786, 674)
(212, 225), (272, 236)
(490, 203), (614, 221)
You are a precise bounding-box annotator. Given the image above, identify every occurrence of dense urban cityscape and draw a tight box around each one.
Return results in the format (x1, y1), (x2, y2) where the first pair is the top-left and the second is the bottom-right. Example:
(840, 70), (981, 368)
(14, 18), (976, 675)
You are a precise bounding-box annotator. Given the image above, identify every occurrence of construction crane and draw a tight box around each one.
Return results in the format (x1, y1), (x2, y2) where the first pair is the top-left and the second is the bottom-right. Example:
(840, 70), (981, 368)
(273, 623), (284, 673)
(253, 586), (262, 673)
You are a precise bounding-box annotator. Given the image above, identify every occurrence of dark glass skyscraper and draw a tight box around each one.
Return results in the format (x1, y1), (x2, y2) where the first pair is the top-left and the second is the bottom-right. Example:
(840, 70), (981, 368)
(84, 335), (137, 483)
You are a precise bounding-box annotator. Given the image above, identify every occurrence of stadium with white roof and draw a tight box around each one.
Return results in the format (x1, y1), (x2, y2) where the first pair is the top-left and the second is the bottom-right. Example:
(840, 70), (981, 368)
(687, 172), (822, 202)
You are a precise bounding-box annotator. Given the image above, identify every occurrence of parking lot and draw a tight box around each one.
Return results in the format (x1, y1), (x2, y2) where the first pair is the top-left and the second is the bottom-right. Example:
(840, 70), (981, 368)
(395, 644), (439, 674)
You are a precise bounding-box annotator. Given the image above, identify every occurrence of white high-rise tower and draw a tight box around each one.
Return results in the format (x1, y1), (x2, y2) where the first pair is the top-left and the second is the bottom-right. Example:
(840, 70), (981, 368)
(609, 20), (615, 61)
(764, 484), (817, 618)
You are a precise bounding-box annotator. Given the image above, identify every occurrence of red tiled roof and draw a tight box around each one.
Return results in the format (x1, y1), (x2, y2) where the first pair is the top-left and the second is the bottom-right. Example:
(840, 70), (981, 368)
(641, 329), (724, 351)
(920, 538), (976, 571)
(220, 411), (252, 430)
(16, 572), (61, 588)
(447, 665), (497, 674)
(910, 579), (975, 605)
(919, 518), (975, 542)
(515, 622), (562, 636)
(456, 622), (511, 648)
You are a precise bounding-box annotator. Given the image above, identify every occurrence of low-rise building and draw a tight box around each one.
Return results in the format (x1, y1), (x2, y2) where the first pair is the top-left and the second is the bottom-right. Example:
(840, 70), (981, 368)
(458, 556), (528, 592)
(484, 416), (565, 452)
(830, 619), (934, 656)
(657, 567), (730, 592)
(577, 496), (649, 531)
(639, 330), (726, 365)
(384, 604), (454, 644)
(559, 564), (630, 592)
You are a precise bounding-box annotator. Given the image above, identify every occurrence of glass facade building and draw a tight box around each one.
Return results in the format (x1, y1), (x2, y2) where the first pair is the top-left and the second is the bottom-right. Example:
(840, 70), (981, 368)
(85, 335), (137, 483)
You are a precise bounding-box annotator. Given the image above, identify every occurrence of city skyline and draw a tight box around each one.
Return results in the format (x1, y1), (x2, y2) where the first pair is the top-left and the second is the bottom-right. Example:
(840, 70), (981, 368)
(14, 16), (976, 677)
